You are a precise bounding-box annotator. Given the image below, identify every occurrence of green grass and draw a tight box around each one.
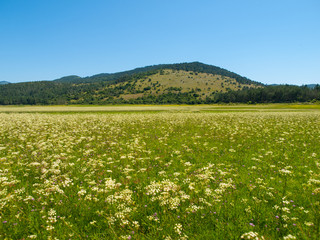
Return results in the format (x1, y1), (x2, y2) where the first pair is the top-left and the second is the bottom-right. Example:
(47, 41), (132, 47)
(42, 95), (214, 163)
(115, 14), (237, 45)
(0, 106), (320, 239)
(0, 103), (319, 113)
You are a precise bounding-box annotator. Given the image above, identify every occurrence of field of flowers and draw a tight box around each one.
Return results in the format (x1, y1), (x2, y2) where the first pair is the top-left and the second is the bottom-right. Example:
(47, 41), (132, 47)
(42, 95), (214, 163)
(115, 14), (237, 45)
(0, 108), (320, 239)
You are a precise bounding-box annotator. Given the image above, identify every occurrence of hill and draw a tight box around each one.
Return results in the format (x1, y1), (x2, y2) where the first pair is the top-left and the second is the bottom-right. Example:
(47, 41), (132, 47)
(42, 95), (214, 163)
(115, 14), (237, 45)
(1, 61), (319, 105)
(103, 69), (258, 102)
(0, 62), (263, 105)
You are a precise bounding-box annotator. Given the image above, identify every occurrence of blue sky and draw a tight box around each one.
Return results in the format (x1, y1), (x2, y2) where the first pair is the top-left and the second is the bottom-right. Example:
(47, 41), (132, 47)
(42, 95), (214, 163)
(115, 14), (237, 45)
(0, 0), (319, 85)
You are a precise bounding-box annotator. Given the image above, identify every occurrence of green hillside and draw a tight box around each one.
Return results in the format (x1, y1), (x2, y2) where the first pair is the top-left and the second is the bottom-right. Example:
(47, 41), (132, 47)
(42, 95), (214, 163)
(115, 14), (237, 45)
(1, 62), (319, 105)
(0, 62), (263, 105)
(101, 69), (259, 102)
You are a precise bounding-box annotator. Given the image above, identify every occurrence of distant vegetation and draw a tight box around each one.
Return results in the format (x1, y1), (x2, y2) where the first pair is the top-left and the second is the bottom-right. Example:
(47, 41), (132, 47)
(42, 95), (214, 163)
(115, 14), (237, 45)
(0, 62), (319, 105)
(0, 81), (10, 85)
(211, 85), (320, 104)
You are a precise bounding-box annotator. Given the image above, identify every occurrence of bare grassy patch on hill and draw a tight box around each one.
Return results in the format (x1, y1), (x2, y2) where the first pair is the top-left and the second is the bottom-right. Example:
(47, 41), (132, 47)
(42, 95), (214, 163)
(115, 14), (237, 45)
(105, 69), (260, 100)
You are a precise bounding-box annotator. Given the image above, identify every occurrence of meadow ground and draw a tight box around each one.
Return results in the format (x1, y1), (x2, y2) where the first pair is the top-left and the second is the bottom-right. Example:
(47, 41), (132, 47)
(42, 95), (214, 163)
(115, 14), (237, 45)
(0, 104), (319, 239)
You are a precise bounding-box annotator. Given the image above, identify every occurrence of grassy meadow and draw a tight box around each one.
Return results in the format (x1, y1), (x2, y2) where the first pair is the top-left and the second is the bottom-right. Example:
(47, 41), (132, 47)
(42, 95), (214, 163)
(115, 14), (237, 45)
(0, 105), (320, 239)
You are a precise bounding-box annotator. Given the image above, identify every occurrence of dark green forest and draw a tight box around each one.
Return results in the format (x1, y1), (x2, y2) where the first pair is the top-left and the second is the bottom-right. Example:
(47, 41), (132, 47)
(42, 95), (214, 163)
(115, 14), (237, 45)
(210, 84), (320, 104)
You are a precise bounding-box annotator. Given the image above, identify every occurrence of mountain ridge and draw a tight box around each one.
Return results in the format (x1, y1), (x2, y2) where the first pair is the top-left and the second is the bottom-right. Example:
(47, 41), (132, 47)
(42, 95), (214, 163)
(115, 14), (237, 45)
(53, 62), (261, 86)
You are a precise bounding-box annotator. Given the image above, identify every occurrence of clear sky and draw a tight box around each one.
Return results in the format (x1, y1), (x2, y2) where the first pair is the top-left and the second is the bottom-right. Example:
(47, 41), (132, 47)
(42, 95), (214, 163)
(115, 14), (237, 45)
(0, 0), (319, 85)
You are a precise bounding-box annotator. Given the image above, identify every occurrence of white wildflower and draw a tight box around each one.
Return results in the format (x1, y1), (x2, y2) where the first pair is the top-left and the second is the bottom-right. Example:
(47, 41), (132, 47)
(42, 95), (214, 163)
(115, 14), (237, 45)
(174, 223), (183, 235)
(283, 234), (296, 239)
(241, 231), (265, 239)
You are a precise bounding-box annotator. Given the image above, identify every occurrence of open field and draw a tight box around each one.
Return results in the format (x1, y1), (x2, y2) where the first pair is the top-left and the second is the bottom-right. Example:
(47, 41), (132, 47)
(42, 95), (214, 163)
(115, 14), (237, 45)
(0, 103), (320, 113)
(0, 105), (320, 239)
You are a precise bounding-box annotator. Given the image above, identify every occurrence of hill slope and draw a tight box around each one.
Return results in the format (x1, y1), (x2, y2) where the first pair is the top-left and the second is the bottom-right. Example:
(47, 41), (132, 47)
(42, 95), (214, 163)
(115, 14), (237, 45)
(101, 69), (259, 102)
(0, 62), (263, 105)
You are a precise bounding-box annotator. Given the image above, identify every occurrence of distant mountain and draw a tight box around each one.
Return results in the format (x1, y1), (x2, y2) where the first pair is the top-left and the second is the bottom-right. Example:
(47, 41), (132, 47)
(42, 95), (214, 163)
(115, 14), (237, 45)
(269, 84), (319, 89)
(0, 81), (10, 85)
(305, 84), (317, 89)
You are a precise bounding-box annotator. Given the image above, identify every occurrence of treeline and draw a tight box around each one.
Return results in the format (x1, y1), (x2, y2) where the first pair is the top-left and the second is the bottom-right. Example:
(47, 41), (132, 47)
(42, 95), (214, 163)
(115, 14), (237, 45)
(0, 83), (319, 105)
(80, 85), (320, 105)
(211, 85), (320, 103)
(0, 81), (102, 105)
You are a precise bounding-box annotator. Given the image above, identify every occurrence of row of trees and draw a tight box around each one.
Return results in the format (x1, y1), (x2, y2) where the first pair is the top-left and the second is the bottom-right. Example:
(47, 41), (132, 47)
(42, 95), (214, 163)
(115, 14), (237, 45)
(211, 85), (320, 103)
(72, 84), (320, 105)
(1, 83), (319, 105)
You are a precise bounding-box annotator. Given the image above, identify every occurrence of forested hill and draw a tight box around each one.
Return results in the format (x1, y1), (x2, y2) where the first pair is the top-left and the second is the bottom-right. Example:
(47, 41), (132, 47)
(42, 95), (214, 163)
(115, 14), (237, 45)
(0, 62), (319, 105)
(0, 62), (262, 105)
